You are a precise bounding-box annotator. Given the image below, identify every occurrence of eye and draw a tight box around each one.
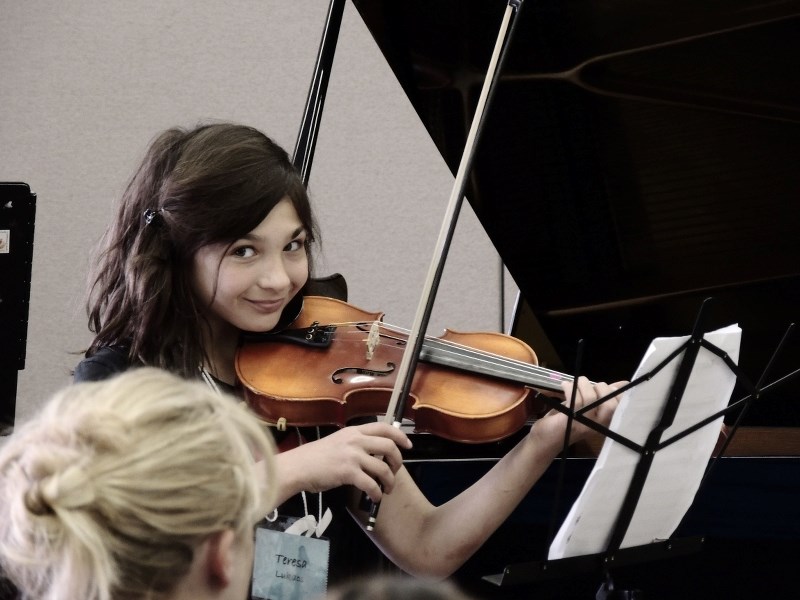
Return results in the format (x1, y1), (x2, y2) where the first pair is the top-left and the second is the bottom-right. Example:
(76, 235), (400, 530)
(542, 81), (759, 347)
(284, 237), (306, 252)
(232, 245), (256, 259)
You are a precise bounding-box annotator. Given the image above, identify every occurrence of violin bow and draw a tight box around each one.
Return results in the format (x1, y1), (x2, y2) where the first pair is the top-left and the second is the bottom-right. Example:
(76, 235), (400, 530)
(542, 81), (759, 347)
(290, 0), (526, 530)
(366, 0), (526, 530)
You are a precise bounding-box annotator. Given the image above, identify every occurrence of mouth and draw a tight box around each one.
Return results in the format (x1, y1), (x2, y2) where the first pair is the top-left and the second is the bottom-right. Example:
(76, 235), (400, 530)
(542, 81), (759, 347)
(245, 298), (285, 313)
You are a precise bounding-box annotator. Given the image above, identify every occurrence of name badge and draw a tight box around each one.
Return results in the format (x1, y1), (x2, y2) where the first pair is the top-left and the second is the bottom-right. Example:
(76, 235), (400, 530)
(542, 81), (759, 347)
(251, 527), (330, 599)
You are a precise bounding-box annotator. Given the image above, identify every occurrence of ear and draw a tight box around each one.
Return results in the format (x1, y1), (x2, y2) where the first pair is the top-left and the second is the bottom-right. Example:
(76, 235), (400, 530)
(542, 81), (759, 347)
(205, 529), (236, 588)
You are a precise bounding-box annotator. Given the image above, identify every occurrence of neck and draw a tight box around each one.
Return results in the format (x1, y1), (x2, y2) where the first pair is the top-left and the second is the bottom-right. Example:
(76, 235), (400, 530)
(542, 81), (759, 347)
(169, 538), (228, 600)
(202, 324), (240, 386)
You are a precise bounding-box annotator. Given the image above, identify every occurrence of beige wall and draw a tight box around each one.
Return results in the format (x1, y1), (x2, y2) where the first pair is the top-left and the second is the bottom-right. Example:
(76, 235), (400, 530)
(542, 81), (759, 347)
(1, 0), (518, 426)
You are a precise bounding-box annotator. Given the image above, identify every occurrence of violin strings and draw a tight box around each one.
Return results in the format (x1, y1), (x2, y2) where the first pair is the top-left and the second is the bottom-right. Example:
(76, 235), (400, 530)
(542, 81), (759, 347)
(326, 321), (573, 391)
(421, 336), (573, 391)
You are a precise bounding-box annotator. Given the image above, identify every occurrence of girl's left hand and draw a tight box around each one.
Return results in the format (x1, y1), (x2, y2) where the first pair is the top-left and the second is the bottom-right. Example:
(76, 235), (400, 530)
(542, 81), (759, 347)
(531, 376), (624, 450)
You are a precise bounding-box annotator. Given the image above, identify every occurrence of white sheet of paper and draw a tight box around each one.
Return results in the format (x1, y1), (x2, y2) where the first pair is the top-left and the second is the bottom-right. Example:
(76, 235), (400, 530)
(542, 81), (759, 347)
(548, 324), (741, 560)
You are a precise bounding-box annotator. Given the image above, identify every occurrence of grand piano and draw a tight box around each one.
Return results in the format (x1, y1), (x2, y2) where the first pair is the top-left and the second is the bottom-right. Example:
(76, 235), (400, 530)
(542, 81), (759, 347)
(345, 0), (800, 598)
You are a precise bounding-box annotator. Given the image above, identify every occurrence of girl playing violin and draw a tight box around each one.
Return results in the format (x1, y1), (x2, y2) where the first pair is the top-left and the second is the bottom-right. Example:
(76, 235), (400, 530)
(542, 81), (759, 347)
(74, 122), (622, 586)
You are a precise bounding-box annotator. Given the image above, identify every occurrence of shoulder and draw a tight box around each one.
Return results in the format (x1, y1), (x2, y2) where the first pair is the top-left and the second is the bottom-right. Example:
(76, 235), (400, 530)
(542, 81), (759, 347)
(73, 345), (132, 383)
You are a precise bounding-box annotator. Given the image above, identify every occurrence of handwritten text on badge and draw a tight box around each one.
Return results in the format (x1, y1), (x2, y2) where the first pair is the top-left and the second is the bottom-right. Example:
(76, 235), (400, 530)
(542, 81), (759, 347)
(252, 527), (329, 599)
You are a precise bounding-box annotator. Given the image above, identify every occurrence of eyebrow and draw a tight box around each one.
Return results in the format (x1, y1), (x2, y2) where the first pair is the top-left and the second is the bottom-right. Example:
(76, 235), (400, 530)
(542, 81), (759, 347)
(241, 226), (306, 242)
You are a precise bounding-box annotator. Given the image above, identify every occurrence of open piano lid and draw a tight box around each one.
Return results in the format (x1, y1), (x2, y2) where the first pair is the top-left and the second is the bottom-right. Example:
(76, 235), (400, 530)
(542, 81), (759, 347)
(352, 0), (800, 426)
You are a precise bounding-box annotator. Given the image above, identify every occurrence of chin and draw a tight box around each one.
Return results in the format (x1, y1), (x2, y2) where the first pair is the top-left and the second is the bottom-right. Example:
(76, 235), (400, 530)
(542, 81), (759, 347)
(242, 319), (281, 333)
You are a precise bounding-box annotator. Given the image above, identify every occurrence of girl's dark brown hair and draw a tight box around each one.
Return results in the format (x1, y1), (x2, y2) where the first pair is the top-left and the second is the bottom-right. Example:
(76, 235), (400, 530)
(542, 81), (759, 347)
(85, 123), (318, 378)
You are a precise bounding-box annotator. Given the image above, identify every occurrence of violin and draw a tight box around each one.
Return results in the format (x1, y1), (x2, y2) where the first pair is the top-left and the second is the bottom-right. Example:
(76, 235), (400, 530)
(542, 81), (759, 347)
(235, 296), (574, 444)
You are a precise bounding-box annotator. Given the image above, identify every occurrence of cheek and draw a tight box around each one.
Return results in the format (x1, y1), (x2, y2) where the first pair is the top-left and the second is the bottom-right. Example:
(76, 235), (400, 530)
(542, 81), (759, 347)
(210, 268), (249, 309)
(190, 257), (216, 307)
(290, 257), (310, 289)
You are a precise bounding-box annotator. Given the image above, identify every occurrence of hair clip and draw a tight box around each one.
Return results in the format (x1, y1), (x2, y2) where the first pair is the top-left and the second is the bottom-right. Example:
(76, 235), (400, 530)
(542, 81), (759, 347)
(143, 208), (163, 226)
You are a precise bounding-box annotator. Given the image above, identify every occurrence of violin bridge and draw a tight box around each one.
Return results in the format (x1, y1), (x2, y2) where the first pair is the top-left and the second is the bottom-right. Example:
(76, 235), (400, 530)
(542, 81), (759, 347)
(365, 321), (380, 360)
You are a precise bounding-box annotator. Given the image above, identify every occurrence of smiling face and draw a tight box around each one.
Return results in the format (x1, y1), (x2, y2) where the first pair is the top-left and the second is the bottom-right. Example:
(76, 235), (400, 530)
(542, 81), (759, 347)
(191, 197), (309, 343)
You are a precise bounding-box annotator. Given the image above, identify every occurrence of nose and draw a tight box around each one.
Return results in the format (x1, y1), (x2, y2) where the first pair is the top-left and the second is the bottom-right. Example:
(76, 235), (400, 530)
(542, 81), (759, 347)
(257, 256), (291, 292)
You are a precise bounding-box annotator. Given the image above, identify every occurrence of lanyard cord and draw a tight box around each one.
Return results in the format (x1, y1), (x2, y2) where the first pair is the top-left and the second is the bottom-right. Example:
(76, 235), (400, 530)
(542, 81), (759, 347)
(297, 426), (324, 526)
(200, 366), (222, 395)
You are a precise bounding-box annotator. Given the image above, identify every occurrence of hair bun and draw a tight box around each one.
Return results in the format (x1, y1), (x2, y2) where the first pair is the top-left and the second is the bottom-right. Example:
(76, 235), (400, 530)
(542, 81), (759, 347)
(23, 463), (95, 516)
(23, 481), (53, 516)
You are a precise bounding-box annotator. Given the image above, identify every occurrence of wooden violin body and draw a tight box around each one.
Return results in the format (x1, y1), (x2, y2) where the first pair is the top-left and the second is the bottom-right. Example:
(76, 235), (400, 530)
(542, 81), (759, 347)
(236, 296), (558, 443)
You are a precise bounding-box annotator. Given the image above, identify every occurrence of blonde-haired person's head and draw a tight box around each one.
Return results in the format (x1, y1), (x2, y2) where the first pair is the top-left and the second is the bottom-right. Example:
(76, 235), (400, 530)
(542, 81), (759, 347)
(0, 367), (277, 600)
(325, 574), (476, 600)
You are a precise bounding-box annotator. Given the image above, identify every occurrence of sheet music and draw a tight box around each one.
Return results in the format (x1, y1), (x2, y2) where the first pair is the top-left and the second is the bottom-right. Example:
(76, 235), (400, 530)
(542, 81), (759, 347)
(548, 324), (741, 560)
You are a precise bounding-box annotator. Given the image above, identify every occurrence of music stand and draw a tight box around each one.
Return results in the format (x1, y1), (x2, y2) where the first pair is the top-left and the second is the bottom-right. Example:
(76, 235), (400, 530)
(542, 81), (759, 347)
(483, 299), (798, 598)
(0, 182), (36, 435)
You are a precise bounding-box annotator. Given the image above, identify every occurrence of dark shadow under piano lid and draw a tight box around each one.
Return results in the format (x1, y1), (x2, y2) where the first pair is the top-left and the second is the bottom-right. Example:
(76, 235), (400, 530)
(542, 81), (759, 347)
(352, 0), (800, 426)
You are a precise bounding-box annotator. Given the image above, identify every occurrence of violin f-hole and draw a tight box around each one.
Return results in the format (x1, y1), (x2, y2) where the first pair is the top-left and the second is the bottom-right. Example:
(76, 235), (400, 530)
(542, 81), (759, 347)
(331, 362), (396, 384)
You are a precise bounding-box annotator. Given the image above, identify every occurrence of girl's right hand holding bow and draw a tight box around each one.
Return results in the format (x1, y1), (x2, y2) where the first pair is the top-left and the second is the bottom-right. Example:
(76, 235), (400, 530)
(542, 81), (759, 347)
(272, 422), (412, 506)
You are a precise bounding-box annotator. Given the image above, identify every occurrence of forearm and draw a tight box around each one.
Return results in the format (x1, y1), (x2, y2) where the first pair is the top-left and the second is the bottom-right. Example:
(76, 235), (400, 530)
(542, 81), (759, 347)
(271, 449), (310, 507)
(369, 428), (562, 578)
(369, 378), (620, 577)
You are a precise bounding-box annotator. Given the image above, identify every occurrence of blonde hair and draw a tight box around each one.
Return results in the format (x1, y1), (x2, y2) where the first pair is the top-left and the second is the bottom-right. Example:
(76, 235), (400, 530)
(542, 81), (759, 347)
(326, 574), (476, 600)
(0, 367), (277, 600)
